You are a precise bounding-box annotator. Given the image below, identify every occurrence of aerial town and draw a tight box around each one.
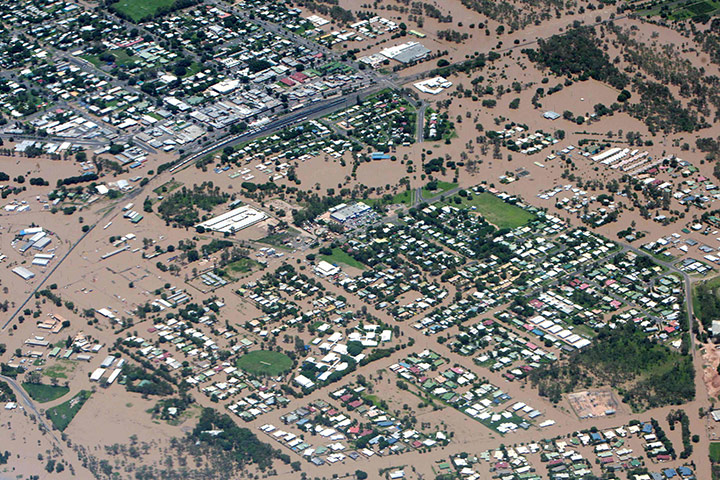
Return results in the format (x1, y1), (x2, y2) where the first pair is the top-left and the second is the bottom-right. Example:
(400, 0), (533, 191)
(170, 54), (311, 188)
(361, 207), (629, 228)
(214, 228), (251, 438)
(3, 0), (720, 479)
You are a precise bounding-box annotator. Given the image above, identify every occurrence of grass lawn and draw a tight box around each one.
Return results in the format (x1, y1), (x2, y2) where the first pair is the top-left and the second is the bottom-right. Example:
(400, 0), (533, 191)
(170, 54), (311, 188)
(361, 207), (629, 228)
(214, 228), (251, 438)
(641, 246), (675, 264)
(153, 180), (182, 196)
(80, 55), (101, 68)
(392, 190), (413, 205)
(421, 181), (457, 199)
(47, 390), (91, 431)
(227, 257), (258, 273)
(225, 258), (260, 277)
(364, 190), (413, 207)
(43, 360), (76, 380)
(184, 62), (202, 77)
(362, 393), (383, 408)
(236, 350), (293, 376)
(321, 247), (365, 270)
(442, 128), (458, 142)
(83, 49), (138, 68)
(653, 252), (675, 263)
(111, 49), (137, 67)
(572, 324), (598, 339)
(361, 197), (381, 207)
(166, 404), (202, 427)
(22, 383), (69, 403)
(711, 442), (720, 462)
(112, 0), (175, 22)
(257, 230), (297, 250)
(457, 192), (535, 230)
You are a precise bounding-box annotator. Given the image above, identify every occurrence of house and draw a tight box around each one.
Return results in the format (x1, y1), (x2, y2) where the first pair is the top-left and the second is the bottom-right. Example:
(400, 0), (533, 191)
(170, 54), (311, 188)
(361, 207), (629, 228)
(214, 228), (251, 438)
(712, 320), (720, 337)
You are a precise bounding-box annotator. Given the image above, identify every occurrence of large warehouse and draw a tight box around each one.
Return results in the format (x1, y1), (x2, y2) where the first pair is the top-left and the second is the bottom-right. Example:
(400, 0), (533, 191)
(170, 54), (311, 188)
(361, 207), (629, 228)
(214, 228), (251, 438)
(196, 205), (267, 233)
(379, 41), (431, 63)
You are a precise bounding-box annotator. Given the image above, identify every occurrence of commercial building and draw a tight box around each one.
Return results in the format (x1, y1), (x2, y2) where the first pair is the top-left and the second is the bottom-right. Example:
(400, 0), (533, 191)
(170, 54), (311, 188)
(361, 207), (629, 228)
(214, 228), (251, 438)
(329, 202), (372, 224)
(414, 76), (453, 95)
(315, 260), (341, 277)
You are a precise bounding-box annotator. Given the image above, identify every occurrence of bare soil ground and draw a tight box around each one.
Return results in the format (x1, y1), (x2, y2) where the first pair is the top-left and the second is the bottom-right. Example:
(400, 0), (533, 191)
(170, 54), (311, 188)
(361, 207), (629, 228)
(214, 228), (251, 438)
(567, 389), (621, 419)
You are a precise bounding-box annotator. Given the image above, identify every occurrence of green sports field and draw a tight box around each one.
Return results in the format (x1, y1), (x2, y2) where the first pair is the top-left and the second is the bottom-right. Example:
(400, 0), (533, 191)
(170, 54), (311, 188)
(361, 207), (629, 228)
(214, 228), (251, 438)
(112, 0), (175, 22)
(458, 192), (535, 230)
(236, 350), (293, 376)
(22, 383), (69, 403)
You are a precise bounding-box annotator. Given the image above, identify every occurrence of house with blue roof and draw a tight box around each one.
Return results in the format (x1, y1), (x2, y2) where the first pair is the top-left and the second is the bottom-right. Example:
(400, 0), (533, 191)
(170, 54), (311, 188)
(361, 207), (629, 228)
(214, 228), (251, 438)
(676, 466), (693, 478)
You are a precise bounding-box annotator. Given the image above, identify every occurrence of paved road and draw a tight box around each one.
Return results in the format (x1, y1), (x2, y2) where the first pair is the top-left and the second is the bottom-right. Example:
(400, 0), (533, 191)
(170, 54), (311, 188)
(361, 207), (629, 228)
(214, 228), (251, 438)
(413, 185), (463, 207)
(0, 133), (107, 148)
(619, 241), (698, 355)
(171, 85), (387, 172)
(416, 101), (427, 143)
(0, 161), (171, 332)
(1, 226), (96, 331)
(399, 186), (699, 362)
(5, 4), (624, 165)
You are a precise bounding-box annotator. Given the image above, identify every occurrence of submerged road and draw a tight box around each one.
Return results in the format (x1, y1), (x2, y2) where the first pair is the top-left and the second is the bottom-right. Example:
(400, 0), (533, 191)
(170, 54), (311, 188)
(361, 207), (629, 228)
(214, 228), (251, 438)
(1, 226), (95, 332)
(0, 374), (60, 445)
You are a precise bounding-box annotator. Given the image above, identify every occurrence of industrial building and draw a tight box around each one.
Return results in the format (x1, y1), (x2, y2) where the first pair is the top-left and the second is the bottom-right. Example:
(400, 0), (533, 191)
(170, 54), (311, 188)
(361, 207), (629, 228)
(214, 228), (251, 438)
(12, 266), (35, 281)
(196, 205), (267, 233)
(17, 227), (52, 253)
(379, 42), (431, 64)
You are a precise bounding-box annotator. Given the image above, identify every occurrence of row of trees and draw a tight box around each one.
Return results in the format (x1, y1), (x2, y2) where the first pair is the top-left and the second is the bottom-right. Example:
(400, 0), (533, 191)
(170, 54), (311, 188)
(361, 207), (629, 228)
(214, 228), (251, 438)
(667, 409), (695, 458)
(304, 0), (356, 24)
